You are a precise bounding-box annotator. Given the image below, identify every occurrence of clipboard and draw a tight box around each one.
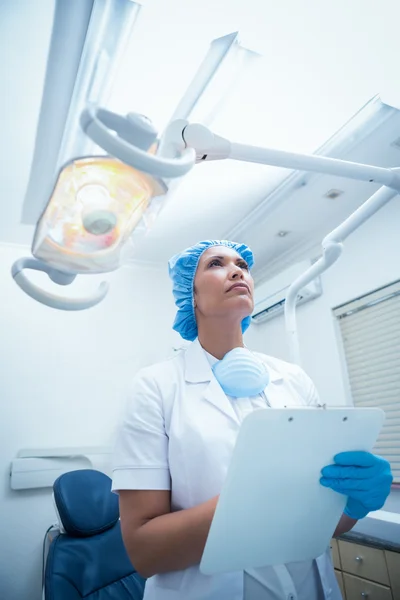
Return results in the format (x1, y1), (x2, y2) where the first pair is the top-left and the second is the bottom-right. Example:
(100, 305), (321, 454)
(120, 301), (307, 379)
(200, 407), (385, 575)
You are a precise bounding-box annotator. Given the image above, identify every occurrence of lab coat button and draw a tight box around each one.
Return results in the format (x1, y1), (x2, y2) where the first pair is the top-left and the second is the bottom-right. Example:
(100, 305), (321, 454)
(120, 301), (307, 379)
(287, 595), (296, 600)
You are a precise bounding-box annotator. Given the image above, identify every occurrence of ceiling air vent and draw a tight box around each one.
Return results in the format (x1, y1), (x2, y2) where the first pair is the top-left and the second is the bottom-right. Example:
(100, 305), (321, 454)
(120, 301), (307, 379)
(324, 189), (344, 199)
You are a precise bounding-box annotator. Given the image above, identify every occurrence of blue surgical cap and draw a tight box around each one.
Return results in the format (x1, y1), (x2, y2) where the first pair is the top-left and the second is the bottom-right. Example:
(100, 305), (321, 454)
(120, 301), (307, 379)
(168, 240), (255, 341)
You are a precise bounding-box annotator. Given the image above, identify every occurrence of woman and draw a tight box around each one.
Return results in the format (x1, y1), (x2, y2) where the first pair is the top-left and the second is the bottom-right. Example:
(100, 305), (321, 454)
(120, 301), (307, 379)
(112, 240), (392, 600)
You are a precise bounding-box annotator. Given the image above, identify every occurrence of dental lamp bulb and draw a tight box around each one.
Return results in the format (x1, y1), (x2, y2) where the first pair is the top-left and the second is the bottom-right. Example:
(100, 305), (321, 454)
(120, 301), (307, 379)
(78, 184), (117, 235)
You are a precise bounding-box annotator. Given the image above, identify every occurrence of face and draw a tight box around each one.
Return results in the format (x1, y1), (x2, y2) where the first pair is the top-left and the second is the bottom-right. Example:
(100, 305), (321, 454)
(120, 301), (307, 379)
(193, 246), (254, 322)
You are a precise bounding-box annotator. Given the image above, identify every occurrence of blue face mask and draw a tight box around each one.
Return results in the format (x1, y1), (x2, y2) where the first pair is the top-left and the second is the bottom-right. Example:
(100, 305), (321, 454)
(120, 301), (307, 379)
(212, 347), (270, 398)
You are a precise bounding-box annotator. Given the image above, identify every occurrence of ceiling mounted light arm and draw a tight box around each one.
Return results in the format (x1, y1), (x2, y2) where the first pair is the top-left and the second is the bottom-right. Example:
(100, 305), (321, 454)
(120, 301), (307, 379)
(79, 115), (400, 198)
(179, 122), (400, 187)
(229, 143), (399, 187)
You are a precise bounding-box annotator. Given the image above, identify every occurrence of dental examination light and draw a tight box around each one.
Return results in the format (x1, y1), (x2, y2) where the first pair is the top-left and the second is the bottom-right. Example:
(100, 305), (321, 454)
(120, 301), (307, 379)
(14, 100), (400, 363)
(12, 27), (400, 365)
(12, 111), (194, 311)
(13, 29), (256, 311)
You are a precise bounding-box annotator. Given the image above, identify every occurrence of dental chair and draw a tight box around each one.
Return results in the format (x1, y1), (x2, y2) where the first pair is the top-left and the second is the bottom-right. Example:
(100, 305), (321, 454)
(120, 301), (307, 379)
(44, 469), (146, 600)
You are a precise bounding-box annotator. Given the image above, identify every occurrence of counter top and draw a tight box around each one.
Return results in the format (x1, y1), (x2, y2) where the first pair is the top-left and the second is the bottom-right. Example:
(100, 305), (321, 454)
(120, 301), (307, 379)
(338, 511), (400, 553)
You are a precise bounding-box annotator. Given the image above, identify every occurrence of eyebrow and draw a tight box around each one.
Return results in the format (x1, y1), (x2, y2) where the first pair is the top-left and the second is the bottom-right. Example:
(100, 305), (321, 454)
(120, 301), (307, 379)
(206, 255), (248, 263)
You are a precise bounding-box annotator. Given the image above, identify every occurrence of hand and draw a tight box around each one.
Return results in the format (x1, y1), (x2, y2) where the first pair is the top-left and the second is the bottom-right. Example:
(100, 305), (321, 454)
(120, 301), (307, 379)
(320, 451), (393, 520)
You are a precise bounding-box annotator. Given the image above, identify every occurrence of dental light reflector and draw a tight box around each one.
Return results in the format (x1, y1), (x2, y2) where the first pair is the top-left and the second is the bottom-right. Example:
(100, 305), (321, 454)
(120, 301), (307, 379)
(12, 109), (195, 311)
(33, 156), (167, 274)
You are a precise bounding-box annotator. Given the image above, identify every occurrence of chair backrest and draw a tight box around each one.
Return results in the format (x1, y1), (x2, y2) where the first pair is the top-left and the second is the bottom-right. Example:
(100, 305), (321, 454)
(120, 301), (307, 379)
(45, 469), (146, 600)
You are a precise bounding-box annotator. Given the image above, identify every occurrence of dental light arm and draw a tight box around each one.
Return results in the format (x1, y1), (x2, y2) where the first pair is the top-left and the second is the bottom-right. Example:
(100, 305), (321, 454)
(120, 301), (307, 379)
(180, 122), (400, 186)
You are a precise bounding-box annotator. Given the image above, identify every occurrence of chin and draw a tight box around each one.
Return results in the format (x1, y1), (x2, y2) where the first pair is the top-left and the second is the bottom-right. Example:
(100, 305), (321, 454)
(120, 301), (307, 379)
(227, 296), (254, 316)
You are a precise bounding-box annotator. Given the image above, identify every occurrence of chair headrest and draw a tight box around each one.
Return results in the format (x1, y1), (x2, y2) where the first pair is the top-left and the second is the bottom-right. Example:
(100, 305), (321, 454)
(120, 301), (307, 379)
(53, 469), (119, 538)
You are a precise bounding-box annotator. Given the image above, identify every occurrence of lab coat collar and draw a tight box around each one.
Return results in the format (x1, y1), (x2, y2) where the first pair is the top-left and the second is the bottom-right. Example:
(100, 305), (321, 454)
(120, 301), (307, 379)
(184, 338), (213, 383)
(184, 339), (239, 424)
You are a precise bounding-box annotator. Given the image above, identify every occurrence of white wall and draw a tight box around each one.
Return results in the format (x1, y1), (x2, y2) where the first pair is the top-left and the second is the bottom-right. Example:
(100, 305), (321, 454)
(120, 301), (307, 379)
(0, 244), (180, 600)
(245, 197), (400, 510)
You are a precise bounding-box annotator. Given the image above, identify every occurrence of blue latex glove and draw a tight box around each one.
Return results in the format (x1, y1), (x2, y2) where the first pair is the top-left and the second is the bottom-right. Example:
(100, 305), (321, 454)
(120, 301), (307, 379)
(320, 451), (393, 520)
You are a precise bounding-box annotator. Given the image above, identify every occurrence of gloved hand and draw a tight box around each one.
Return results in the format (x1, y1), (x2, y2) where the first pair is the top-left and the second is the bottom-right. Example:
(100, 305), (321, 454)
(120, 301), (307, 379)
(320, 451), (393, 520)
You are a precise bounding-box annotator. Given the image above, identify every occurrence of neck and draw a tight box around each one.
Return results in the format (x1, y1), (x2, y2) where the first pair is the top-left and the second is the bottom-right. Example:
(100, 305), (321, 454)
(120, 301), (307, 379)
(197, 317), (244, 360)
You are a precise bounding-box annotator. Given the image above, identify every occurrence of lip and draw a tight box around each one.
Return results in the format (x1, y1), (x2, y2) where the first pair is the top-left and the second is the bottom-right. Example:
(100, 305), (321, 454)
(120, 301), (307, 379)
(226, 282), (250, 293)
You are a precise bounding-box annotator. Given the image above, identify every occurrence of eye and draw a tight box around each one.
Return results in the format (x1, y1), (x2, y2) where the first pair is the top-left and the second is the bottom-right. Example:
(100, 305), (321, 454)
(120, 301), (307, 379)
(208, 259), (222, 268)
(239, 261), (249, 270)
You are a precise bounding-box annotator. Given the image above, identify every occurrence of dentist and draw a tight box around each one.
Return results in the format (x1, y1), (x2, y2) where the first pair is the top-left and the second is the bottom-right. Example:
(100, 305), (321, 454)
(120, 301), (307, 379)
(112, 240), (392, 600)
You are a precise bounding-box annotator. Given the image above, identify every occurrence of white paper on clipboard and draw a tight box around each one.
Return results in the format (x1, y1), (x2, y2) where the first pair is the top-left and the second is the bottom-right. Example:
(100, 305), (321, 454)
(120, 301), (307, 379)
(200, 407), (385, 576)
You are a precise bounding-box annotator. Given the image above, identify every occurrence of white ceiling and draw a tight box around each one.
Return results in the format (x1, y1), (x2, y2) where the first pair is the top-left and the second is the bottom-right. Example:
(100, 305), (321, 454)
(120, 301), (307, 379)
(2, 0), (400, 281)
(245, 109), (400, 283)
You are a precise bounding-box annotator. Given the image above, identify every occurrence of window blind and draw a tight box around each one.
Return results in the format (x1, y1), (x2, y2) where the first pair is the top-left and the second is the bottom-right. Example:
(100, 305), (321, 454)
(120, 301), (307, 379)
(333, 280), (400, 483)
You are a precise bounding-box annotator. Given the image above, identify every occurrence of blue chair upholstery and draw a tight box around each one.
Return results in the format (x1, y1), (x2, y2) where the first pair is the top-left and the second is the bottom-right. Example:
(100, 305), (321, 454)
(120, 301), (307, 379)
(45, 469), (146, 600)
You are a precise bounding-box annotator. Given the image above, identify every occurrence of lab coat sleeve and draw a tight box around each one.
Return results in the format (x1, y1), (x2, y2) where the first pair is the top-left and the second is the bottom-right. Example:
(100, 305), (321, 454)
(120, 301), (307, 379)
(299, 367), (321, 406)
(111, 368), (171, 492)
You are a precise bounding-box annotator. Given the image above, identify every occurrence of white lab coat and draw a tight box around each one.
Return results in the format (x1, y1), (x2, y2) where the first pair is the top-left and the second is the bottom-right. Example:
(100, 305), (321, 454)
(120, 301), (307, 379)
(112, 339), (342, 600)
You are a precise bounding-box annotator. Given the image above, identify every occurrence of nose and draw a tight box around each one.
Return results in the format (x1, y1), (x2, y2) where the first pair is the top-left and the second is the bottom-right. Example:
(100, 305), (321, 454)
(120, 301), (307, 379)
(229, 264), (244, 280)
